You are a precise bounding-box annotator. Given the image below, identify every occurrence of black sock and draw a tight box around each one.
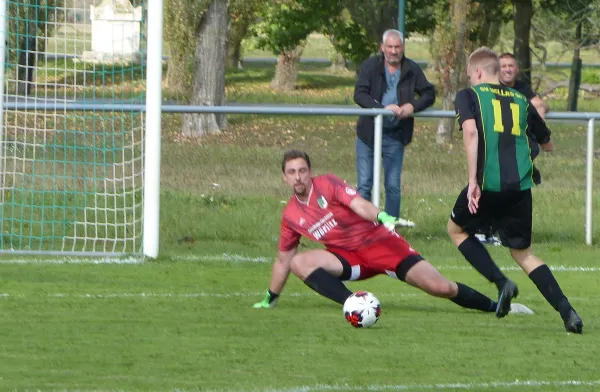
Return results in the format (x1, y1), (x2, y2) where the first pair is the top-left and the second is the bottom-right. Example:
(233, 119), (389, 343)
(450, 282), (497, 312)
(458, 236), (507, 291)
(303, 268), (353, 305)
(483, 225), (494, 238)
(528, 264), (572, 320)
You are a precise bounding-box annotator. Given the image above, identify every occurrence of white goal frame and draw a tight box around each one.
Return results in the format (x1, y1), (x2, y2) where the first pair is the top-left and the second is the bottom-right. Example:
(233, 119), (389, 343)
(0, 0), (164, 259)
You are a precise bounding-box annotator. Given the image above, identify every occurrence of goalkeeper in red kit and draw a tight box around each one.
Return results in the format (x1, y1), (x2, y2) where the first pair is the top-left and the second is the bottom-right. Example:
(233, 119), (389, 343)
(253, 149), (505, 315)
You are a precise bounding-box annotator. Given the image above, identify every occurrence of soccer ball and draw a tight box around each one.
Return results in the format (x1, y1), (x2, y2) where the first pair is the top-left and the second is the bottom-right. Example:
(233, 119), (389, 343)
(343, 291), (381, 328)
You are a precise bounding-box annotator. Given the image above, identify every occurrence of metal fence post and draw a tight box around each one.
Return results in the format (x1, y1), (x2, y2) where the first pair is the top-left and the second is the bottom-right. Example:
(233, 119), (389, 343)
(586, 118), (595, 245)
(372, 114), (383, 208)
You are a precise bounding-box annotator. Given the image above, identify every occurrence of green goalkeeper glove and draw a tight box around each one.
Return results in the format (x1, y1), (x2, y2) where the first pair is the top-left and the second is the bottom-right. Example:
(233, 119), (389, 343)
(377, 211), (415, 231)
(252, 290), (279, 308)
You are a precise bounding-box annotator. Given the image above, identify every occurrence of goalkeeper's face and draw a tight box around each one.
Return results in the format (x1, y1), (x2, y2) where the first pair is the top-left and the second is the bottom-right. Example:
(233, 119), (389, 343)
(283, 158), (313, 199)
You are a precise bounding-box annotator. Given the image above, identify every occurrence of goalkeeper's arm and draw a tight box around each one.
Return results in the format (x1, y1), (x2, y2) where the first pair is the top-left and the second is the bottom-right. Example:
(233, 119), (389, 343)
(349, 195), (381, 222)
(253, 247), (296, 308)
(349, 196), (414, 229)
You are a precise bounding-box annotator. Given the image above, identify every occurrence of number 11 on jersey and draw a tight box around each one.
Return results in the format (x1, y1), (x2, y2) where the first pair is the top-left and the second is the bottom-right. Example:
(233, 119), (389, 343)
(492, 98), (521, 136)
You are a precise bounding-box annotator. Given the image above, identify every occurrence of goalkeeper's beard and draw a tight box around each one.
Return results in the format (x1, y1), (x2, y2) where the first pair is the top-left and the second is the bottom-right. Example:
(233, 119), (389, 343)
(294, 183), (307, 197)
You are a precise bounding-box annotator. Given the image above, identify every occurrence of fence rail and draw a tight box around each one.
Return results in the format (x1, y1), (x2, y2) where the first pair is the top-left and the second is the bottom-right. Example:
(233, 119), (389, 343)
(4, 101), (600, 120)
(4, 102), (597, 247)
(241, 57), (600, 69)
(40, 54), (600, 69)
(4, 100), (600, 245)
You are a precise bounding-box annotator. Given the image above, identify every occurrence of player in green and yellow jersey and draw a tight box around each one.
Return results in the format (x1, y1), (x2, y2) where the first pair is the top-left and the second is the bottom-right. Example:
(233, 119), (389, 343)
(447, 47), (583, 334)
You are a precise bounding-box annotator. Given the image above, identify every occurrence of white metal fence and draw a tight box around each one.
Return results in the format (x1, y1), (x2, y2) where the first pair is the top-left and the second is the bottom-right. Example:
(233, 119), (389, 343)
(3, 100), (595, 255)
(141, 105), (597, 254)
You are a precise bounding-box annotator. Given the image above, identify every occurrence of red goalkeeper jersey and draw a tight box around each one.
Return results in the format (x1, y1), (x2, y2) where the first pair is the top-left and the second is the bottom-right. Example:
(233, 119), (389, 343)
(279, 173), (394, 251)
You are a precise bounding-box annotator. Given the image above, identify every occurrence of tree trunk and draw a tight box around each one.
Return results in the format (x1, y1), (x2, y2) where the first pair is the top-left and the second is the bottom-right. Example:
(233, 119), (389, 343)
(567, 21), (583, 111)
(270, 44), (304, 91)
(487, 20), (502, 49)
(436, 95), (455, 144)
(328, 51), (348, 74)
(226, 39), (243, 69)
(181, 0), (228, 137)
(435, 0), (469, 145)
(512, 0), (533, 82)
(473, 5), (501, 49)
(530, 28), (548, 93)
(328, 36), (349, 74)
(17, 22), (37, 96)
(452, 0), (468, 94)
(165, 47), (193, 93)
(476, 14), (491, 48)
(226, 19), (250, 69)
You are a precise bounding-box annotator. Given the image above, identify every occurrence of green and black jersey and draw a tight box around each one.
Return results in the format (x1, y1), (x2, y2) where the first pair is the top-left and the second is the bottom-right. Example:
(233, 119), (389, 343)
(455, 83), (551, 192)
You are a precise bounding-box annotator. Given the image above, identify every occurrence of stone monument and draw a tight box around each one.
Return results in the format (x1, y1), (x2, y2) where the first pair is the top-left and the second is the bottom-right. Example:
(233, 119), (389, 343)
(82, 0), (142, 63)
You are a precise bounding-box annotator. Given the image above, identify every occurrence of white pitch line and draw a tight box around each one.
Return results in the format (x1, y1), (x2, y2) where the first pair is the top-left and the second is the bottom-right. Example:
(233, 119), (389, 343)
(176, 253), (271, 263)
(438, 265), (600, 272)
(175, 253), (600, 273)
(0, 253), (269, 265)
(0, 291), (594, 303)
(0, 292), (419, 299)
(0, 252), (599, 273)
(9, 380), (600, 392)
(4, 379), (599, 392)
(205, 379), (600, 392)
(0, 256), (141, 264)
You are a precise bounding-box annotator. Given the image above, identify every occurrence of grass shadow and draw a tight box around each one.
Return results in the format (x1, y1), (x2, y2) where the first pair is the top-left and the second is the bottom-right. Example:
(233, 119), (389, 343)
(226, 65), (274, 84)
(296, 73), (357, 90)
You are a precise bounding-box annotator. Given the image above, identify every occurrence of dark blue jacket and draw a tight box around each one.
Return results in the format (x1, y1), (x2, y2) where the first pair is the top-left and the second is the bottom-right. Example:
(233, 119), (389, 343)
(353, 54), (435, 146)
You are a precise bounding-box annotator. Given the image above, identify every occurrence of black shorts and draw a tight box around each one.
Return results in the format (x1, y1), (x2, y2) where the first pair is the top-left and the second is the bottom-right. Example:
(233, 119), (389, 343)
(450, 186), (532, 249)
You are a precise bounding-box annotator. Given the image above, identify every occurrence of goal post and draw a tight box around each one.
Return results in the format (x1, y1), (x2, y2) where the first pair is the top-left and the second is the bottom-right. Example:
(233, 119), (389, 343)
(0, 0), (163, 259)
(143, 0), (163, 259)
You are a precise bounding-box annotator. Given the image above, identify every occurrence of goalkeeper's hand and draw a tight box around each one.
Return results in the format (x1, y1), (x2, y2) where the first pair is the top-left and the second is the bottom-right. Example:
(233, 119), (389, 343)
(377, 211), (415, 231)
(252, 290), (279, 309)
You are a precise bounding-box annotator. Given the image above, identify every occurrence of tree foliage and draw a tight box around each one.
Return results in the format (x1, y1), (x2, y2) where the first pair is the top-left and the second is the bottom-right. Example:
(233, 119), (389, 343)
(6, 0), (58, 63)
(467, 0), (512, 49)
(533, 0), (599, 52)
(249, 0), (440, 71)
(249, 0), (347, 90)
(326, 16), (378, 68)
(533, 0), (600, 109)
(229, 0), (263, 33)
(163, 0), (211, 94)
(345, 0), (436, 44)
(250, 0), (343, 54)
(227, 0), (264, 68)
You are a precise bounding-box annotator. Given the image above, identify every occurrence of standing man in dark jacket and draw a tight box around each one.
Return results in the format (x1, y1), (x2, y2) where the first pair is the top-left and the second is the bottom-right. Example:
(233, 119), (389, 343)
(354, 29), (435, 224)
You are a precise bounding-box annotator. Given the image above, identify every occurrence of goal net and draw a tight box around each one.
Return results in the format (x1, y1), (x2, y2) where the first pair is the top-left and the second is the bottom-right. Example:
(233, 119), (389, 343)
(0, 0), (147, 257)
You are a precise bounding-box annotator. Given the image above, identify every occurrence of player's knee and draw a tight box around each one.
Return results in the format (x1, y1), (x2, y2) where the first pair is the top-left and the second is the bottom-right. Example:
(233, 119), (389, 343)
(446, 219), (465, 244)
(434, 280), (456, 298)
(447, 218), (457, 234)
(425, 278), (456, 298)
(510, 247), (532, 263)
(510, 247), (543, 274)
(290, 254), (312, 279)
